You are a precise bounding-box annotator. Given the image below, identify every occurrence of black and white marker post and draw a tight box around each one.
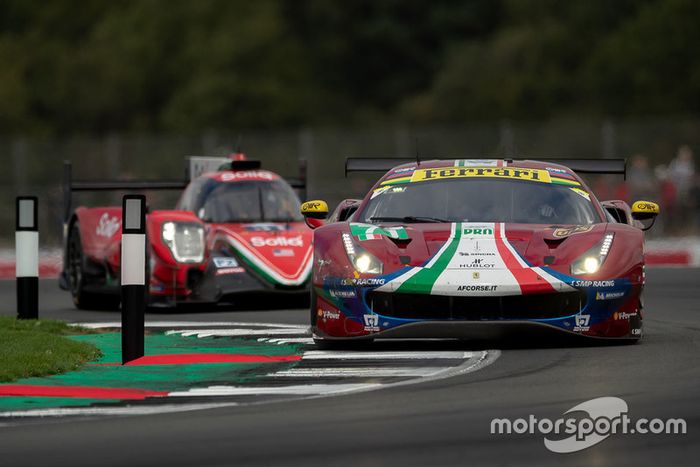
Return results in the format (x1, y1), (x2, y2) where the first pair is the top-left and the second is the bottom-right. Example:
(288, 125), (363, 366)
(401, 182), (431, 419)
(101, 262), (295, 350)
(121, 195), (146, 364)
(16, 196), (39, 319)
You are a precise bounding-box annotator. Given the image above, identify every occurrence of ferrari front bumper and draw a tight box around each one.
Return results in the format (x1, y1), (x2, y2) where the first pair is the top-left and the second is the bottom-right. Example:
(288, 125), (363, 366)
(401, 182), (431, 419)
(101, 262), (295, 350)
(314, 319), (640, 342)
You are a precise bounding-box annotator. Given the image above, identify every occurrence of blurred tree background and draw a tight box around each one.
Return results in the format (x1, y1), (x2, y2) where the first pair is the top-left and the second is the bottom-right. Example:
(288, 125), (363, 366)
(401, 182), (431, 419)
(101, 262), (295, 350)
(0, 0), (698, 136)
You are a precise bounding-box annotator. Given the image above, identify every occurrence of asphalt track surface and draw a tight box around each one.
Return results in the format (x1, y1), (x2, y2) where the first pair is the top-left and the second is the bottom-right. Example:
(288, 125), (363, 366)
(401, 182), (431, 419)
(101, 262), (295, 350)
(0, 268), (699, 466)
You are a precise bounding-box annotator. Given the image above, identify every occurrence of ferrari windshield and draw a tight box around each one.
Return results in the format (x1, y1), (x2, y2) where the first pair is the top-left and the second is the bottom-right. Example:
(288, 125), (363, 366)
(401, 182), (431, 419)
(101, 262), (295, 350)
(359, 178), (601, 224)
(178, 179), (303, 223)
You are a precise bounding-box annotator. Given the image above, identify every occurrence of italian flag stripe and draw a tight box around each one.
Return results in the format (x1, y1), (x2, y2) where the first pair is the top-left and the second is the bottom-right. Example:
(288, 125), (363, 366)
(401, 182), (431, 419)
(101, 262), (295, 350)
(217, 230), (312, 286)
(396, 223), (462, 294)
(494, 223), (555, 294)
(551, 177), (580, 186)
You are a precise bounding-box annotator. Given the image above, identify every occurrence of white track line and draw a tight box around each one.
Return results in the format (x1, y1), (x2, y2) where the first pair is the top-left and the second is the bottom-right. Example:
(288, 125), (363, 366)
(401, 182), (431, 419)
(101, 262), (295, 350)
(0, 403), (240, 418)
(301, 351), (470, 360)
(0, 319), (501, 421)
(166, 328), (307, 338)
(267, 338), (315, 344)
(0, 350), (500, 419)
(268, 367), (447, 378)
(75, 321), (308, 330)
(169, 383), (382, 397)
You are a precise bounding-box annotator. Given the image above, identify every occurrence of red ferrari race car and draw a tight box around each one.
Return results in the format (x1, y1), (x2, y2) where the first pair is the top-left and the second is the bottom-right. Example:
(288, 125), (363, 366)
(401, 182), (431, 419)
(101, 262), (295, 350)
(59, 155), (312, 309)
(301, 158), (660, 346)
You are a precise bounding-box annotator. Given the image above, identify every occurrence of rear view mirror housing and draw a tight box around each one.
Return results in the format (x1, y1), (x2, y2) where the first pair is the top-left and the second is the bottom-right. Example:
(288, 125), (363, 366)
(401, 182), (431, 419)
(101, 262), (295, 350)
(301, 200), (329, 229)
(631, 201), (660, 230)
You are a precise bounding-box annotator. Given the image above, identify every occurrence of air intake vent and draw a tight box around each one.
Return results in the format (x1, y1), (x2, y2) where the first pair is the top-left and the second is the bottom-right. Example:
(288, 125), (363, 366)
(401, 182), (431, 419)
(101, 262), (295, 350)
(366, 291), (586, 320)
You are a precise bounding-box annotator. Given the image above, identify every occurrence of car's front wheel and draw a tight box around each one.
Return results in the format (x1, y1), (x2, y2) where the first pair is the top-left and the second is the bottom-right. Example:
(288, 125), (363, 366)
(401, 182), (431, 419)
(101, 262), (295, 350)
(67, 222), (120, 310)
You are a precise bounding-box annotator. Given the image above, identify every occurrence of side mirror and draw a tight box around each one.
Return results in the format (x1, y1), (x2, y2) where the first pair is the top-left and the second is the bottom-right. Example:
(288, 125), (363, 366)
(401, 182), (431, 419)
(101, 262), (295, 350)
(631, 200), (660, 230)
(301, 200), (328, 229)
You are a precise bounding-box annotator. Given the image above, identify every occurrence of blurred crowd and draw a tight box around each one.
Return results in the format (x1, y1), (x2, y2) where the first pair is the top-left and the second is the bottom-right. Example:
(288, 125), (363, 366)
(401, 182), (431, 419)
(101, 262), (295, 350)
(593, 146), (700, 235)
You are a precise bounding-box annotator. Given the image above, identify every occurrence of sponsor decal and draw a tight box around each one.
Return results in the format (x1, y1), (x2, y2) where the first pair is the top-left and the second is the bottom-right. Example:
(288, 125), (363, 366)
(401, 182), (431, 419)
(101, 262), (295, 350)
(457, 285), (497, 292)
(301, 201), (323, 211)
(392, 166), (416, 174)
(325, 277), (387, 288)
(631, 328), (642, 336)
(459, 251), (496, 257)
(410, 167), (551, 184)
(343, 278), (386, 287)
(329, 289), (356, 298)
(462, 226), (494, 236)
(218, 227), (313, 286)
(301, 200), (328, 218)
(363, 314), (380, 332)
(216, 267), (245, 275)
(632, 201), (659, 212)
(273, 248), (294, 257)
(244, 224), (285, 232)
(219, 170), (276, 182)
(458, 258), (496, 269)
(569, 187), (591, 201)
(250, 236), (303, 247)
(472, 271), (480, 279)
(317, 308), (341, 320)
(573, 314), (591, 332)
(350, 223), (409, 241)
(613, 311), (635, 320)
(572, 280), (616, 287)
(596, 291), (626, 300)
(95, 213), (121, 237)
(545, 167), (568, 174)
(213, 257), (239, 268)
(551, 225), (594, 238)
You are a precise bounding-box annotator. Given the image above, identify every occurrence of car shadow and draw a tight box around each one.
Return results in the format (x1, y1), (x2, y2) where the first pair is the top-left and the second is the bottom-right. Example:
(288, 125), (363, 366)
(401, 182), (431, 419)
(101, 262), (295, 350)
(147, 293), (310, 314)
(325, 334), (638, 352)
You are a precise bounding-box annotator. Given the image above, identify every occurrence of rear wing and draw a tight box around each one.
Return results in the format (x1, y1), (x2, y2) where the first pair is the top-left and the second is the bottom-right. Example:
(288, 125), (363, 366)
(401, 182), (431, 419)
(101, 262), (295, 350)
(183, 156), (307, 197)
(62, 156), (308, 225)
(62, 160), (188, 226)
(345, 157), (626, 179)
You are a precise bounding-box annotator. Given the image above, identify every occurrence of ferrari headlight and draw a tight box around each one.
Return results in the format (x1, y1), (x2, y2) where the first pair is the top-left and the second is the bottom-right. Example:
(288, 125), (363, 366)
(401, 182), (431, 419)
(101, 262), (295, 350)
(342, 233), (383, 274)
(162, 222), (205, 263)
(571, 233), (613, 275)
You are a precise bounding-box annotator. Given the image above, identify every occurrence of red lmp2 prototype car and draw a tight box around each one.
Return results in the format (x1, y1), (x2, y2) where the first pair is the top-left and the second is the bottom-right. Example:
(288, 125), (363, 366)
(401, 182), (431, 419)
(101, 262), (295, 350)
(301, 158), (660, 346)
(59, 155), (312, 309)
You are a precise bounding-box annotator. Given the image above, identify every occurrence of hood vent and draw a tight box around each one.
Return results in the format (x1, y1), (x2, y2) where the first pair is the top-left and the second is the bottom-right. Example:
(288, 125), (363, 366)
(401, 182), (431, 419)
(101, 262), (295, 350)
(388, 237), (412, 248)
(544, 237), (567, 249)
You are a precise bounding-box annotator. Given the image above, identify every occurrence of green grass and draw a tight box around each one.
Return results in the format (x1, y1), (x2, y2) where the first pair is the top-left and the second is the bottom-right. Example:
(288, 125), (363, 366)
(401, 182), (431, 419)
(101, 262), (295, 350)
(0, 318), (101, 383)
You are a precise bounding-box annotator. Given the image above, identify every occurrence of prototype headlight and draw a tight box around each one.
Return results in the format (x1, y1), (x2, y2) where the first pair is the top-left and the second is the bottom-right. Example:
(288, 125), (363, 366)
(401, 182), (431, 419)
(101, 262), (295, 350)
(162, 222), (205, 263)
(571, 233), (613, 275)
(342, 233), (383, 274)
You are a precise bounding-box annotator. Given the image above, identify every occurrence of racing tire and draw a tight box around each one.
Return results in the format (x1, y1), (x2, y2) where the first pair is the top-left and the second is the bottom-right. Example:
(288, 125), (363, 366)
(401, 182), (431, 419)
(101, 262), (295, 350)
(309, 287), (318, 327)
(67, 222), (120, 310)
